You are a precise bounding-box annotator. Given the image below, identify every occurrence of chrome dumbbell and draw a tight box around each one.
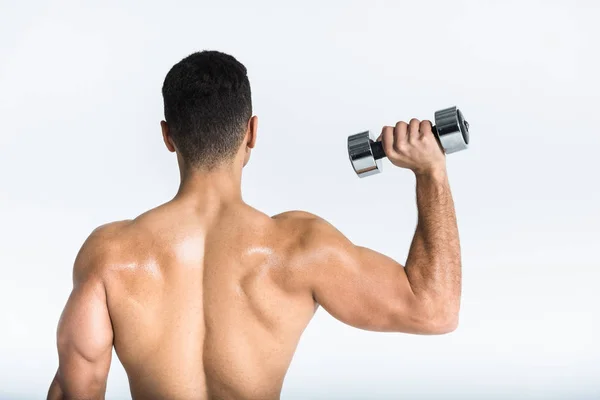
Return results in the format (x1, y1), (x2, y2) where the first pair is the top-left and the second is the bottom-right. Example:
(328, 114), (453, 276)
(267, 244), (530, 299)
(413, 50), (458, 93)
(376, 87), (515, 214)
(348, 106), (470, 178)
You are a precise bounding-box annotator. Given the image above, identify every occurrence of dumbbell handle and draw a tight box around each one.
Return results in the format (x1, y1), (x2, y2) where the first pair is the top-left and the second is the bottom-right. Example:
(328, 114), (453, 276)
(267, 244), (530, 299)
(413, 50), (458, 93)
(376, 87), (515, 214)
(369, 126), (440, 160)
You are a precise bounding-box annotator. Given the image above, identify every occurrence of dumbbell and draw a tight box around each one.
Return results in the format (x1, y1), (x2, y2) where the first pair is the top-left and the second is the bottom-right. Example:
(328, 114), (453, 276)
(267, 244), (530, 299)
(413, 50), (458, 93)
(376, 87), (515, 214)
(348, 106), (470, 178)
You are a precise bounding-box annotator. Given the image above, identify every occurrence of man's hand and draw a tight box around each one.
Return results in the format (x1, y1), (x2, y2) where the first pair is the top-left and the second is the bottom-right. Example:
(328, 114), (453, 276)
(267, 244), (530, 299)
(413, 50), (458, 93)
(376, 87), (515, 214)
(378, 119), (446, 175)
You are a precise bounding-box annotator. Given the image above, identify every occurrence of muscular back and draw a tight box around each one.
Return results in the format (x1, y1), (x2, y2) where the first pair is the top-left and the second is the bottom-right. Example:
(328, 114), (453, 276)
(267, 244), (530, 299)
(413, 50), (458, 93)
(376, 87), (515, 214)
(51, 175), (458, 400)
(101, 202), (318, 399)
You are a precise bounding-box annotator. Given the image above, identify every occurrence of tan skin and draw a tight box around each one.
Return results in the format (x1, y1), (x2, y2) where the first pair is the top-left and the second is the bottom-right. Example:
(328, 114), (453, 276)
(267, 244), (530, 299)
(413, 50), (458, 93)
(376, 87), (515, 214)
(48, 116), (461, 400)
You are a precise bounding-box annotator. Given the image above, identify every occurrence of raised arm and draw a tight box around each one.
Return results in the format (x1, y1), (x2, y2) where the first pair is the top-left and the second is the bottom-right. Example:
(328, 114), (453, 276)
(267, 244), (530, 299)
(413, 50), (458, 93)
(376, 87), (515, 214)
(47, 227), (114, 400)
(296, 118), (461, 334)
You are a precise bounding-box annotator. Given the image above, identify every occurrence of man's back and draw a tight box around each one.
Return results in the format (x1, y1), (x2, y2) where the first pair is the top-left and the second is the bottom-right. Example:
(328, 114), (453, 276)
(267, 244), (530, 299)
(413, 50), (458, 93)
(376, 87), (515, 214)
(47, 51), (461, 400)
(102, 201), (317, 399)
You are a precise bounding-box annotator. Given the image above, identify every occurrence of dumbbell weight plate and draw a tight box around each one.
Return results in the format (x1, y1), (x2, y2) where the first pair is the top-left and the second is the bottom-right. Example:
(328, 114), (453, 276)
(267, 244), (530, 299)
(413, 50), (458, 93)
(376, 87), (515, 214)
(434, 106), (470, 154)
(347, 131), (383, 178)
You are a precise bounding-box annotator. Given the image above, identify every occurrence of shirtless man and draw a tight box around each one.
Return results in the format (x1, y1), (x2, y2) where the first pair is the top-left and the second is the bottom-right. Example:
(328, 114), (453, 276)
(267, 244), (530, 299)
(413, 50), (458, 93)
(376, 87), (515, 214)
(47, 50), (461, 400)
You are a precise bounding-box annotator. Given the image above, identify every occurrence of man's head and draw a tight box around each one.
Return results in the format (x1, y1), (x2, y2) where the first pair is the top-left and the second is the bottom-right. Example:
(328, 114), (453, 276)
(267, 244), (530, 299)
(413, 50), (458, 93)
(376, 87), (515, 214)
(161, 51), (257, 171)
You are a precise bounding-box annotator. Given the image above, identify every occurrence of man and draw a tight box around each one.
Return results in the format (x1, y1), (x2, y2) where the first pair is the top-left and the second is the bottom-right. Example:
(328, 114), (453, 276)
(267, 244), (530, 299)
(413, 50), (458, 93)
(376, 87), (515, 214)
(47, 50), (461, 400)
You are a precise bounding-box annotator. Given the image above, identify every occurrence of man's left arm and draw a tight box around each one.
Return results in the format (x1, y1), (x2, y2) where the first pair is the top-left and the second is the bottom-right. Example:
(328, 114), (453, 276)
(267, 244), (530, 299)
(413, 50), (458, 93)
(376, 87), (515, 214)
(47, 229), (114, 400)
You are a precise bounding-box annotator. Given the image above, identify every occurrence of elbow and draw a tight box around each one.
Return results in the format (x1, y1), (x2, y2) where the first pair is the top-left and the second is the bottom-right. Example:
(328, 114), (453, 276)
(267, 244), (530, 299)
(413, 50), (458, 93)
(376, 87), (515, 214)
(412, 298), (460, 335)
(424, 312), (459, 334)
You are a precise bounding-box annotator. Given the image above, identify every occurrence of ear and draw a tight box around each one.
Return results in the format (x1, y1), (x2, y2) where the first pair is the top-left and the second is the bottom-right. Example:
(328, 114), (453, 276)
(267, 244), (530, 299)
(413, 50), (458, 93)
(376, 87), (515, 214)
(161, 121), (176, 152)
(246, 115), (258, 149)
(242, 116), (258, 167)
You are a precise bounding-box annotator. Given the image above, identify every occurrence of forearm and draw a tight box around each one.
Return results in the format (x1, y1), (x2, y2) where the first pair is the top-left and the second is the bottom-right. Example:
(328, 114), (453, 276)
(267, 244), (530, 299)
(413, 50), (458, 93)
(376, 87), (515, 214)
(47, 371), (64, 400)
(46, 369), (107, 400)
(404, 169), (461, 320)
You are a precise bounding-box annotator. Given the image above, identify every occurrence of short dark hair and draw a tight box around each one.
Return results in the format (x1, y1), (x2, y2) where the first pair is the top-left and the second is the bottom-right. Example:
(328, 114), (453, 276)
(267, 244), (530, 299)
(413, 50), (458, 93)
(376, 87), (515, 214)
(162, 50), (252, 169)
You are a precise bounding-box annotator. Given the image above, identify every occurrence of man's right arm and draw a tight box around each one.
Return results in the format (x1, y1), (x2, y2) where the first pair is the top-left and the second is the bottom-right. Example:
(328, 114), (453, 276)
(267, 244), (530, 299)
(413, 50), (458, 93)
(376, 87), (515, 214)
(404, 168), (460, 331)
(294, 118), (461, 334)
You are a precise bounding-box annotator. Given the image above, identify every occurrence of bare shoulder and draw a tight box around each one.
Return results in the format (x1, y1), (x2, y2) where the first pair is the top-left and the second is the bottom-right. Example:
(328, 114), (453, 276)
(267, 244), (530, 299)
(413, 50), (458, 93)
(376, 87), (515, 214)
(271, 210), (338, 230)
(271, 210), (352, 258)
(272, 210), (335, 238)
(272, 210), (321, 221)
(72, 220), (134, 281)
(270, 211), (362, 304)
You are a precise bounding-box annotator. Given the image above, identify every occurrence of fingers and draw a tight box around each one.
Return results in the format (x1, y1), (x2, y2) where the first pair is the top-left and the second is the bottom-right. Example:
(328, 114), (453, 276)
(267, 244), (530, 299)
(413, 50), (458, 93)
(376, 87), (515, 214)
(419, 119), (433, 136)
(406, 118), (420, 145)
(393, 121), (408, 153)
(379, 118), (433, 156)
(376, 116), (446, 172)
(418, 119), (441, 149)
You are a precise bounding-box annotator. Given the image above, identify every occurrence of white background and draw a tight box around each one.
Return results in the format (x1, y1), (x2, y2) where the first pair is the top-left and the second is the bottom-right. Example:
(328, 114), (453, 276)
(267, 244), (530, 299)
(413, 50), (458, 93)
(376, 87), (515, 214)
(1, 0), (599, 399)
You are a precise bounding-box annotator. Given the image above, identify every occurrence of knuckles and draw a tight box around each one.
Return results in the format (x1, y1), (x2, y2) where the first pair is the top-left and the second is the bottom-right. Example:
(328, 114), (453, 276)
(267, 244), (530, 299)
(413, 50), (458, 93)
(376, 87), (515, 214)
(394, 142), (408, 154)
(408, 134), (421, 144)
